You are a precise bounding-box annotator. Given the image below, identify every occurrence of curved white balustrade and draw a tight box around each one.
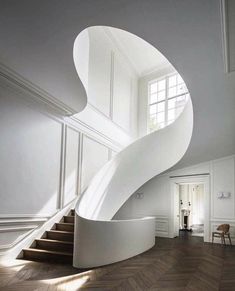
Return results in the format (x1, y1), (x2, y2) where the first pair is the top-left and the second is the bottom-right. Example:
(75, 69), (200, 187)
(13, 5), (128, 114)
(73, 100), (193, 268)
(74, 216), (156, 268)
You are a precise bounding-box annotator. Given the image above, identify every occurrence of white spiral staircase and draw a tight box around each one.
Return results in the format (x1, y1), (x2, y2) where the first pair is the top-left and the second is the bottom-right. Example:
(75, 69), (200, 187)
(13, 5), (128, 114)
(73, 101), (193, 268)
(73, 29), (194, 269)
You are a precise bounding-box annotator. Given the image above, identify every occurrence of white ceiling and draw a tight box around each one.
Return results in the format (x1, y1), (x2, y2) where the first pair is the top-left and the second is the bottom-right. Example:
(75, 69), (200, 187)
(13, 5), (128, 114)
(0, 0), (234, 168)
(106, 27), (171, 77)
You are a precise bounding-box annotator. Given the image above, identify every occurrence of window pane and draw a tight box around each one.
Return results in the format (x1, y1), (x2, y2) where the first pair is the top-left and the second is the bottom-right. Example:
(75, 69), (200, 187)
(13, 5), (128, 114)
(149, 115), (157, 124)
(168, 98), (176, 109)
(158, 79), (166, 91)
(168, 109), (175, 121)
(169, 75), (177, 87)
(157, 101), (165, 112)
(150, 82), (157, 94)
(157, 112), (165, 123)
(157, 90), (165, 101)
(169, 86), (177, 98)
(150, 93), (157, 104)
(149, 104), (157, 114)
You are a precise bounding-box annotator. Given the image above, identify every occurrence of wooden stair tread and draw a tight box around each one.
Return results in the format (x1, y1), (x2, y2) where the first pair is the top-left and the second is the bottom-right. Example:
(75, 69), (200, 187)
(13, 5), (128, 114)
(47, 230), (74, 234)
(22, 208), (75, 263)
(35, 238), (74, 245)
(56, 222), (74, 226)
(24, 248), (72, 256)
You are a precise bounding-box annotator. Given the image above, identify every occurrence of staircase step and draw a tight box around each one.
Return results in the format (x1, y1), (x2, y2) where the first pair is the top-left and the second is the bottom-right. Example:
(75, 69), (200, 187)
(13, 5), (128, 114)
(35, 238), (73, 253)
(23, 248), (72, 263)
(47, 230), (74, 242)
(56, 222), (74, 232)
(70, 209), (75, 216)
(64, 215), (74, 223)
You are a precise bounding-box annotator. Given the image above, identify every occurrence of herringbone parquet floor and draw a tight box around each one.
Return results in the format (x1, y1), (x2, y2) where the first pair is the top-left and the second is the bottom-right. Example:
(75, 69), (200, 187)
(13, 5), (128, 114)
(1, 235), (235, 291)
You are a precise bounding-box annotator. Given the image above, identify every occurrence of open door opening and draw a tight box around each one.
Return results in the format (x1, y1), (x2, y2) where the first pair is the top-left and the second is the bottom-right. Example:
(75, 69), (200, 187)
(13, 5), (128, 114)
(173, 181), (206, 238)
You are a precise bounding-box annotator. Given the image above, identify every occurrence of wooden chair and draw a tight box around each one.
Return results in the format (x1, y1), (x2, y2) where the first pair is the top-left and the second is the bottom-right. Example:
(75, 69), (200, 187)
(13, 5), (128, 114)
(212, 224), (232, 245)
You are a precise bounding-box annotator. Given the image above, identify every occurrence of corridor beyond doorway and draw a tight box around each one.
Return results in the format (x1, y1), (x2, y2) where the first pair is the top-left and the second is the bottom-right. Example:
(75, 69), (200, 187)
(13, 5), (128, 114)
(179, 183), (204, 237)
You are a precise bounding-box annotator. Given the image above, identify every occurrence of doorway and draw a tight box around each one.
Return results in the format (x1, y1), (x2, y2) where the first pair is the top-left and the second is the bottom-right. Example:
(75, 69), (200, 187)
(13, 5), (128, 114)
(178, 183), (204, 237)
(170, 175), (210, 242)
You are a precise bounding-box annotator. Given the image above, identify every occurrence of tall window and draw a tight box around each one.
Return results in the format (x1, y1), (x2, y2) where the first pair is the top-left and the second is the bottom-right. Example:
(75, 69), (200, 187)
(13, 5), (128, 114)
(148, 73), (189, 132)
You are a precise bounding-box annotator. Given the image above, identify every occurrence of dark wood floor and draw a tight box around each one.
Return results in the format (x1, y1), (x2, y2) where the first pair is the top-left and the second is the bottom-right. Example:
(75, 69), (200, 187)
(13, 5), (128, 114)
(1, 234), (235, 290)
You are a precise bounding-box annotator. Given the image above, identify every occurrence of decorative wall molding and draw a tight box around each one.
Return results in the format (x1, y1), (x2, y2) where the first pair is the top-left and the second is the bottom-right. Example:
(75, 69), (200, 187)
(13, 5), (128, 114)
(0, 38), (136, 260)
(69, 115), (123, 152)
(220, 0), (229, 73)
(103, 27), (139, 77)
(210, 218), (235, 222)
(0, 62), (76, 116)
(154, 215), (169, 237)
(0, 227), (37, 251)
(0, 199), (77, 261)
(0, 214), (51, 219)
(220, 0), (235, 73)
(0, 60), (123, 154)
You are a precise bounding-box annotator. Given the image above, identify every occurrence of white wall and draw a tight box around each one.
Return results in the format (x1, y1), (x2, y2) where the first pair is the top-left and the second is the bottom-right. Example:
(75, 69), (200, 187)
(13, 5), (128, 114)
(0, 26), (139, 257)
(115, 155), (235, 242)
(81, 135), (109, 192)
(74, 27), (139, 148)
(63, 127), (80, 206)
(0, 83), (116, 258)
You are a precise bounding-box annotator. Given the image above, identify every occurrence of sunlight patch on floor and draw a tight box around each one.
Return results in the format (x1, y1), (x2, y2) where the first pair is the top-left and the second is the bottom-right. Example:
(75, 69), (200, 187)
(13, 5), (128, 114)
(40, 270), (92, 290)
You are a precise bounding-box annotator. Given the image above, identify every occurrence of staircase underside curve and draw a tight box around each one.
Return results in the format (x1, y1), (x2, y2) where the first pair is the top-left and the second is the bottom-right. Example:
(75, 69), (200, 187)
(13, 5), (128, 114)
(73, 100), (193, 268)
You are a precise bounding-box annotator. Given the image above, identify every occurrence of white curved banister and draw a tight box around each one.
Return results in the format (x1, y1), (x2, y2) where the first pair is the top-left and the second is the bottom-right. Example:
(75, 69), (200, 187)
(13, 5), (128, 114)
(73, 100), (193, 268)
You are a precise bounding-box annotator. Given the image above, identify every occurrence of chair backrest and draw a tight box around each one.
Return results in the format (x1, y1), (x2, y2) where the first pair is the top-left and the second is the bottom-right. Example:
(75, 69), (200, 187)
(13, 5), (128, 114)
(217, 224), (230, 233)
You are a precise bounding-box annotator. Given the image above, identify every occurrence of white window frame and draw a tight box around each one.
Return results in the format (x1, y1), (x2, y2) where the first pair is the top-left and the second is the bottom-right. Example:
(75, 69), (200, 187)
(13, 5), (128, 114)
(147, 72), (189, 133)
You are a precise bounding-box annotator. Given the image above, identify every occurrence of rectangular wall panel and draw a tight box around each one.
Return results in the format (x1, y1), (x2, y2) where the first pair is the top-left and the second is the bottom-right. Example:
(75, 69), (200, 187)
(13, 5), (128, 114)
(0, 88), (62, 216)
(81, 135), (109, 192)
(113, 54), (131, 131)
(63, 127), (79, 206)
(88, 27), (111, 116)
(212, 157), (235, 218)
(226, 0), (235, 71)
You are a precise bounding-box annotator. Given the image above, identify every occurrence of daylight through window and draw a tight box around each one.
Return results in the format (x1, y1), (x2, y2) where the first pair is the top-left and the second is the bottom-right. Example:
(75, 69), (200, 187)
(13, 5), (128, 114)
(148, 73), (189, 132)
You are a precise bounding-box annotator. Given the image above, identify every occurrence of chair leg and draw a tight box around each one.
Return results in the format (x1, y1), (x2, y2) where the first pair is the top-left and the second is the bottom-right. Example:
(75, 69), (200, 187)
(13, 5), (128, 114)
(221, 235), (225, 245)
(228, 234), (232, 246)
(223, 235), (226, 245)
(212, 233), (214, 244)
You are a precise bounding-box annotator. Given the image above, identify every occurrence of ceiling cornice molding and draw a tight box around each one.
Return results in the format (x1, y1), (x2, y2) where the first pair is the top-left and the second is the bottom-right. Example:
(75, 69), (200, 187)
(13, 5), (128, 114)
(0, 62), (76, 116)
(0, 62), (124, 153)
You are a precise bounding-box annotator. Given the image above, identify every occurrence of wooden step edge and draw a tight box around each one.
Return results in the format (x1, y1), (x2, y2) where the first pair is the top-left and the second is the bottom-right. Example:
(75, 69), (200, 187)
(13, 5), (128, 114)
(70, 209), (75, 216)
(35, 238), (74, 245)
(56, 222), (74, 226)
(23, 248), (73, 257)
(47, 230), (74, 234)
